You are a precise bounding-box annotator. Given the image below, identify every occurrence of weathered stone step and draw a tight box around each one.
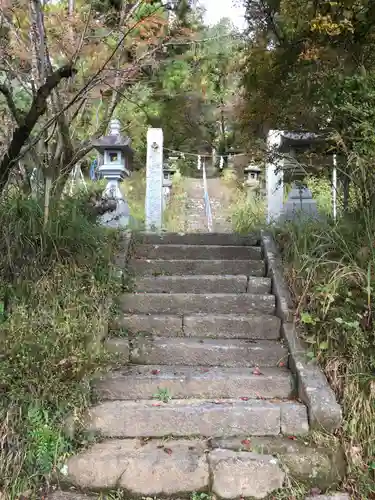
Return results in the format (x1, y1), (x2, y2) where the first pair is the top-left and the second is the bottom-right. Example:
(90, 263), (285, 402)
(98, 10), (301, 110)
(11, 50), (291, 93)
(137, 232), (260, 246)
(113, 337), (287, 367)
(119, 293), (275, 315)
(134, 275), (271, 294)
(134, 244), (262, 260)
(62, 439), (285, 497)
(114, 312), (281, 339)
(83, 399), (309, 437)
(184, 313), (281, 339)
(64, 439), (209, 494)
(129, 259), (265, 276)
(94, 365), (293, 400)
(54, 435), (346, 497)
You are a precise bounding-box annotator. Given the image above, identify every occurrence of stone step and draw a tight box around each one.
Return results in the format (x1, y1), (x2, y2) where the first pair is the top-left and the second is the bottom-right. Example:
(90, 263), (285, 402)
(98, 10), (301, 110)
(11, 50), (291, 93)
(129, 259), (265, 277)
(114, 313), (281, 339)
(134, 244), (262, 261)
(119, 293), (275, 315)
(184, 313), (281, 339)
(55, 436), (345, 497)
(137, 232), (260, 246)
(107, 337), (288, 367)
(134, 275), (271, 294)
(93, 365), (293, 400)
(64, 439), (210, 494)
(83, 399), (309, 437)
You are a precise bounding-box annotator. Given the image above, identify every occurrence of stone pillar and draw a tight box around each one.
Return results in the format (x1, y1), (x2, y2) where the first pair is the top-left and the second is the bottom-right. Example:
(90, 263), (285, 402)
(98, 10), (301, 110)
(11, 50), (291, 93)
(145, 128), (164, 231)
(266, 130), (284, 224)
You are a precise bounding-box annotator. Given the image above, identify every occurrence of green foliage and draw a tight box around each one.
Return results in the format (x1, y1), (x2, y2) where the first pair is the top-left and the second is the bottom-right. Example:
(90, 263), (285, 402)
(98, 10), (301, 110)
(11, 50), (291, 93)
(0, 194), (120, 497)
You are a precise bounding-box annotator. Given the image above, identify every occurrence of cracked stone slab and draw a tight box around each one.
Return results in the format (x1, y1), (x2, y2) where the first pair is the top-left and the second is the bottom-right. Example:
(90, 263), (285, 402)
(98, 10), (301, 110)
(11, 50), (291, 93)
(209, 449), (285, 499)
(64, 439), (209, 494)
(211, 436), (346, 490)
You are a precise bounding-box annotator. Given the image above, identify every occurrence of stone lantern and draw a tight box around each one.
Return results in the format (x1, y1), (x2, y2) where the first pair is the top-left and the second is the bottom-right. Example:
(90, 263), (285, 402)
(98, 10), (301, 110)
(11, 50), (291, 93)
(244, 164), (261, 186)
(92, 119), (134, 228)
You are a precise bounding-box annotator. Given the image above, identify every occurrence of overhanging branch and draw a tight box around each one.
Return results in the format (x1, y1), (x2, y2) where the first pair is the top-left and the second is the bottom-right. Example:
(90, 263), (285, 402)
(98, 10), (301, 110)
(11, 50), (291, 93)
(0, 63), (77, 193)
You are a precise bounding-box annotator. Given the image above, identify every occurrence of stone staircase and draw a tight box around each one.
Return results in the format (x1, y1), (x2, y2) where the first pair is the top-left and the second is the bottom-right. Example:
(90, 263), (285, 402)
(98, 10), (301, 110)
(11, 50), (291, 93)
(61, 232), (345, 499)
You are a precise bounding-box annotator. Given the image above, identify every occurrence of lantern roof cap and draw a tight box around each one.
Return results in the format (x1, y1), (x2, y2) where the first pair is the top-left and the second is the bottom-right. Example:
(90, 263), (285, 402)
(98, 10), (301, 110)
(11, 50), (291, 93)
(244, 164), (261, 172)
(93, 119), (134, 156)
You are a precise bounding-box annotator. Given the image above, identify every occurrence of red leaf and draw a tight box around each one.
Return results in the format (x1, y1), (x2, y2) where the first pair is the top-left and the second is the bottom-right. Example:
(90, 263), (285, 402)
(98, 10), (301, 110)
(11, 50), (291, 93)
(151, 369), (160, 375)
(288, 435), (297, 440)
(279, 361), (285, 367)
(240, 397), (249, 401)
(252, 367), (263, 375)
(241, 439), (251, 446)
(152, 403), (161, 407)
(200, 368), (210, 373)
(164, 447), (173, 455)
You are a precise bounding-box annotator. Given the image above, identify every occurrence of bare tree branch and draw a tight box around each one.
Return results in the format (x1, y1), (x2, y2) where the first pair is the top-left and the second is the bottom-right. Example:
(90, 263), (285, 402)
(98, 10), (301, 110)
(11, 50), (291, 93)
(0, 83), (24, 125)
(0, 64), (77, 192)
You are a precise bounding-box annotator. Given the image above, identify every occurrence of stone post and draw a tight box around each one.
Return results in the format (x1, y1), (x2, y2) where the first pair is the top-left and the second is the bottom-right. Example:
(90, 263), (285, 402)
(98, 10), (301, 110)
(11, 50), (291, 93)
(145, 128), (164, 231)
(266, 130), (284, 224)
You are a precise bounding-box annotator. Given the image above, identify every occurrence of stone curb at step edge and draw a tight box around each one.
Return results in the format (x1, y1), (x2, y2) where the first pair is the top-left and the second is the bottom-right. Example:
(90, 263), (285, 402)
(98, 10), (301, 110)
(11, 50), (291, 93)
(261, 231), (342, 432)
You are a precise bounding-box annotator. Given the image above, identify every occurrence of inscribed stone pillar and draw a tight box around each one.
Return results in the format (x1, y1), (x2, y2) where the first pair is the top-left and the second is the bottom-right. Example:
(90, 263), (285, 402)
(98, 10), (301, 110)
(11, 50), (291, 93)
(266, 130), (284, 224)
(145, 128), (164, 231)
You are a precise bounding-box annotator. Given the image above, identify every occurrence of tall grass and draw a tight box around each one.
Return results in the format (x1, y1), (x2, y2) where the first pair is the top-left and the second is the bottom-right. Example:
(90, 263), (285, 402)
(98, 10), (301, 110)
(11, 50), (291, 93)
(227, 168), (375, 496)
(276, 213), (375, 497)
(231, 190), (266, 234)
(0, 189), (121, 498)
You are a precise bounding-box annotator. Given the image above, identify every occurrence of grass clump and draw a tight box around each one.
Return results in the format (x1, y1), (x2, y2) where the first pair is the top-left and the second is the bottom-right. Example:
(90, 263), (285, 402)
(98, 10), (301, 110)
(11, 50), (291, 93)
(0, 191), (121, 498)
(231, 190), (266, 234)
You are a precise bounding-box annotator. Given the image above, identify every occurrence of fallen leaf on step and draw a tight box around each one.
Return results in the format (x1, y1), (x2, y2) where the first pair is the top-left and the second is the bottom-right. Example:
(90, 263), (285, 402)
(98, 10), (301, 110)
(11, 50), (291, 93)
(279, 361), (285, 367)
(240, 397), (249, 401)
(252, 367), (263, 375)
(152, 403), (161, 407)
(287, 435), (297, 440)
(200, 367), (210, 373)
(164, 447), (173, 455)
(151, 369), (160, 375)
(241, 439), (251, 446)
